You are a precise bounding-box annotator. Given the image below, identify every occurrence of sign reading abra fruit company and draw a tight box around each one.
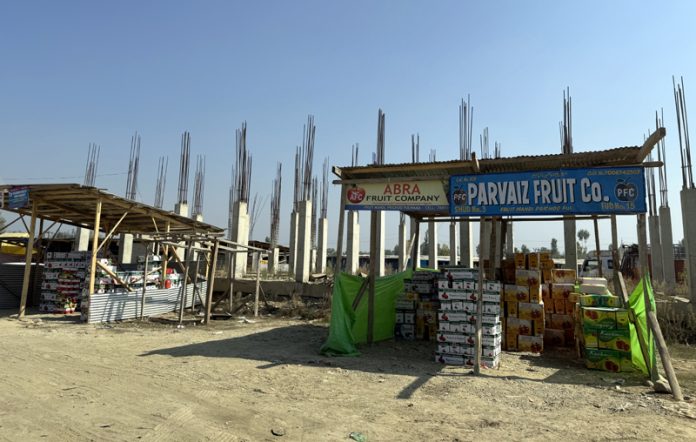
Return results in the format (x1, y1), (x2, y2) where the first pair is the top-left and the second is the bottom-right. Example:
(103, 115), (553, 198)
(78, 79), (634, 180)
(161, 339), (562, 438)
(449, 167), (646, 216)
(344, 180), (449, 211)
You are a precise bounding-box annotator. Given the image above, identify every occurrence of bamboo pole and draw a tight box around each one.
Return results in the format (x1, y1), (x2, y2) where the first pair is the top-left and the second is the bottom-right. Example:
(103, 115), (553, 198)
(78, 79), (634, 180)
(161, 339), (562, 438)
(140, 246), (150, 319)
(254, 251), (261, 317)
(88, 199), (102, 295)
(161, 221), (170, 287)
(593, 215), (602, 277)
(647, 310), (684, 401)
(178, 241), (192, 324)
(18, 200), (37, 319)
(474, 217), (486, 375)
(610, 215), (621, 302)
(334, 184), (347, 273)
(204, 239), (219, 324)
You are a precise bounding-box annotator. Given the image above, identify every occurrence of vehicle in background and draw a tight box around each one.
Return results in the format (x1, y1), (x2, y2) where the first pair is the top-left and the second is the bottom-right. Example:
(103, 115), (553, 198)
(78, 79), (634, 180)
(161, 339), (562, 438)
(580, 250), (616, 279)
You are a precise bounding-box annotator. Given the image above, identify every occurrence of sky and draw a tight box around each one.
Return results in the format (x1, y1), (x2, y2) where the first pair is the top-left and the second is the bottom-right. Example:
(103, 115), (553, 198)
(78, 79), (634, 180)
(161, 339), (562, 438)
(1, 1), (696, 254)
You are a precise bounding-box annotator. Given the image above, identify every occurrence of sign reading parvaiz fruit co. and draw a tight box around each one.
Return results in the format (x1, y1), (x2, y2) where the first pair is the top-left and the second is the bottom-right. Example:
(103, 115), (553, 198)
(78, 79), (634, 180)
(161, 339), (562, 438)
(344, 180), (449, 211)
(449, 167), (646, 216)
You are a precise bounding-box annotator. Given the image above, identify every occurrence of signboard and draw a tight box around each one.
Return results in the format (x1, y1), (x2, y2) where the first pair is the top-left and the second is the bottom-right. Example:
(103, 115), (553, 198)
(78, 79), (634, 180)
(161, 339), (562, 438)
(8, 187), (29, 209)
(344, 180), (449, 211)
(449, 167), (646, 216)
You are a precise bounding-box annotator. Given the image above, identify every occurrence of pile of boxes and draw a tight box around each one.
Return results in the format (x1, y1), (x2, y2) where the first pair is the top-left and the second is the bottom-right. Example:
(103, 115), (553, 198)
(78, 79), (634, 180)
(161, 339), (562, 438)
(396, 271), (439, 341)
(542, 269), (579, 348)
(576, 280), (633, 372)
(502, 253), (546, 353)
(40, 251), (91, 314)
(435, 267), (502, 368)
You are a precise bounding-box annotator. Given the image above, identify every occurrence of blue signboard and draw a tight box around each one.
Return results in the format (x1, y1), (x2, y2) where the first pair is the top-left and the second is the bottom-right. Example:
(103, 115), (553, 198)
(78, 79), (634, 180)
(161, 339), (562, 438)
(449, 167), (646, 216)
(8, 187), (29, 209)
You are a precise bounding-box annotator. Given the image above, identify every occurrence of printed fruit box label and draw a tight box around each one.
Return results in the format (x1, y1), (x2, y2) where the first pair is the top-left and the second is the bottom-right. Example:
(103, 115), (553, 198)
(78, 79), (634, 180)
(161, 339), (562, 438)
(585, 348), (635, 373)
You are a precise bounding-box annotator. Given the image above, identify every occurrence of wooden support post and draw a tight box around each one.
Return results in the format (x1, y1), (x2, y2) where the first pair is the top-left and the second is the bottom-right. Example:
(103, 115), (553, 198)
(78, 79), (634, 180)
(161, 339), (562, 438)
(647, 310), (684, 401)
(192, 254), (202, 310)
(334, 184), (347, 274)
(140, 245), (150, 319)
(88, 199), (102, 295)
(367, 211), (379, 345)
(411, 218), (420, 271)
(637, 213), (659, 382)
(474, 217), (486, 375)
(178, 241), (192, 324)
(204, 240), (219, 324)
(228, 251), (235, 312)
(254, 251), (261, 317)
(161, 222), (170, 286)
(593, 215), (602, 278)
(610, 215), (620, 301)
(96, 260), (133, 292)
(499, 219), (507, 263)
(18, 200), (37, 319)
(488, 218), (497, 280)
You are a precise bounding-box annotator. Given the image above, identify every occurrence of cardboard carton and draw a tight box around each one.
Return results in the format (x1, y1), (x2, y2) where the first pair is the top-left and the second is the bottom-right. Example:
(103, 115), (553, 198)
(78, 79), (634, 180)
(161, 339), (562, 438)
(533, 318), (545, 336)
(506, 301), (518, 317)
(551, 268), (577, 284)
(505, 331), (518, 351)
(518, 335), (544, 353)
(527, 252), (541, 269)
(581, 307), (620, 330)
(541, 284), (551, 299)
(553, 297), (565, 314)
(550, 313), (574, 330)
(584, 348), (634, 372)
(514, 252), (526, 269)
(518, 302), (544, 321)
(579, 294), (621, 307)
(504, 285), (529, 303)
(551, 283), (574, 300)
(543, 296), (554, 314)
(438, 290), (470, 301)
(516, 269), (541, 287)
(544, 328), (565, 347)
(529, 285), (543, 303)
(484, 280), (502, 292)
(581, 276), (608, 287)
(507, 317), (532, 336)
(597, 328), (631, 352)
(580, 283), (609, 295)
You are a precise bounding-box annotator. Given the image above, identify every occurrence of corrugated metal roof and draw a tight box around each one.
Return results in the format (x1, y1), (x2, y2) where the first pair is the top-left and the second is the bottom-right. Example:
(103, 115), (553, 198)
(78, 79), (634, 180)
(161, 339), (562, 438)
(335, 145), (646, 180)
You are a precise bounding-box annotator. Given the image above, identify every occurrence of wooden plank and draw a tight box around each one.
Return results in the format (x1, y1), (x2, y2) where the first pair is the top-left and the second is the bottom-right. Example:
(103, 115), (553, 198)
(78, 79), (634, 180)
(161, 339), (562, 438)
(96, 260), (134, 292)
(96, 211), (128, 253)
(593, 215), (602, 278)
(18, 200), (37, 319)
(254, 252), (261, 317)
(88, 199), (102, 295)
(647, 310), (684, 401)
(351, 277), (370, 311)
(474, 217), (485, 375)
(334, 184), (347, 273)
(611, 215), (621, 301)
(636, 127), (666, 162)
(204, 239), (220, 324)
(178, 241), (193, 324)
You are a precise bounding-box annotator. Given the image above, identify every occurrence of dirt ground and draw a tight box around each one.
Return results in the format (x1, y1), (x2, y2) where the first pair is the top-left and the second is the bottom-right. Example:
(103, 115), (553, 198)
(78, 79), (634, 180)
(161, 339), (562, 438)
(1, 311), (696, 442)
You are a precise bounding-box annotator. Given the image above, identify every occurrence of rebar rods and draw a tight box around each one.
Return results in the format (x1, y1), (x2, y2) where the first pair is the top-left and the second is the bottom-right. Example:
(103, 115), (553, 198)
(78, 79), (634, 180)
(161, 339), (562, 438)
(459, 96), (473, 160)
(560, 87), (573, 154)
(83, 143), (100, 187)
(320, 157), (329, 219)
(178, 131), (191, 204)
(192, 155), (206, 216)
(233, 122), (251, 204)
(270, 163), (282, 249)
(154, 156), (168, 209)
(674, 76), (693, 189)
(375, 110), (385, 165)
(126, 132), (141, 200)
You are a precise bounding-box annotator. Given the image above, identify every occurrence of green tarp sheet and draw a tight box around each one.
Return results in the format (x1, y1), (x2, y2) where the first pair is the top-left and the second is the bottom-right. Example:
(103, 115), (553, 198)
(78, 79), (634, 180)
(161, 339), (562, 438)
(320, 270), (412, 356)
(629, 275), (656, 375)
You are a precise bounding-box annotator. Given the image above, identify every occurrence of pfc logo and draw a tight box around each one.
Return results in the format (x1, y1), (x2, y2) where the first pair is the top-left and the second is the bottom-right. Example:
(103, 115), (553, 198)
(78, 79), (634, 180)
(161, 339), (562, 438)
(614, 179), (637, 202)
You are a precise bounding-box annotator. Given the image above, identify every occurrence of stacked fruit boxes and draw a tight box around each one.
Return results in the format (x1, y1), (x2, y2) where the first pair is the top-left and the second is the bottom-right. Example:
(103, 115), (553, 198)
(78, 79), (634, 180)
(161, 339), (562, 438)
(40, 252), (90, 313)
(502, 254), (544, 352)
(435, 268), (502, 368)
(397, 271), (438, 340)
(541, 268), (579, 348)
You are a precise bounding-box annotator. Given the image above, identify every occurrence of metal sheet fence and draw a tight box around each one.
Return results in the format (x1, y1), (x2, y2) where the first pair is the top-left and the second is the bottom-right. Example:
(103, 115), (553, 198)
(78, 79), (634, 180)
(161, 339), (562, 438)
(87, 281), (206, 324)
(0, 263), (42, 309)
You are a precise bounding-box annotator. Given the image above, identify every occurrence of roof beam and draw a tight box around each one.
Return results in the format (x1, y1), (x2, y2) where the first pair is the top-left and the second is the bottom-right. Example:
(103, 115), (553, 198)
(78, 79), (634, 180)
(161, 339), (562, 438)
(636, 127), (666, 162)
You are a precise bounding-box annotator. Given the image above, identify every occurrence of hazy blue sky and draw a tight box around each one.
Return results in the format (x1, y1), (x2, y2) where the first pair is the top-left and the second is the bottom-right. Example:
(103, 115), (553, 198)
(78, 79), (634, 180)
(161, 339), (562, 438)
(2, 1), (695, 252)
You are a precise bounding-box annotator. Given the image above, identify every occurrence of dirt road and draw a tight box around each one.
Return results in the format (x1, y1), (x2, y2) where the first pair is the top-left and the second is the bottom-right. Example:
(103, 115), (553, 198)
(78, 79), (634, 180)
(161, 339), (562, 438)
(1, 312), (695, 441)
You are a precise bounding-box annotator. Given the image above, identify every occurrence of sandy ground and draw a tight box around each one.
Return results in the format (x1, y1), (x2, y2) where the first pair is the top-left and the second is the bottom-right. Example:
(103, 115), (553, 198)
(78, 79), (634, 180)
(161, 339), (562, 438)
(1, 311), (696, 442)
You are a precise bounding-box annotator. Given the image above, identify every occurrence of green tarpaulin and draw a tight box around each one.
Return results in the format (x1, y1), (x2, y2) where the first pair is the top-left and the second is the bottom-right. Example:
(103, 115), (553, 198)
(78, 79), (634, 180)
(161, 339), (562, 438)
(320, 270), (412, 356)
(628, 275), (656, 375)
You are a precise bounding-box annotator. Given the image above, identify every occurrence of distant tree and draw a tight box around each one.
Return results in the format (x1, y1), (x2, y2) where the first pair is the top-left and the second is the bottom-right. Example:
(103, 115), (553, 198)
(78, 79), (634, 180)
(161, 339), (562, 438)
(550, 238), (560, 258)
(438, 243), (450, 256)
(326, 247), (336, 256)
(577, 241), (587, 259)
(391, 243), (400, 256)
(420, 232), (430, 255)
(520, 244), (530, 254)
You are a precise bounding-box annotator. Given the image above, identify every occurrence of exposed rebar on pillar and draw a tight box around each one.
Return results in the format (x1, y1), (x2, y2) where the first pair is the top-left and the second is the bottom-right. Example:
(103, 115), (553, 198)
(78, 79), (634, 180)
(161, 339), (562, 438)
(647, 147), (664, 283)
(269, 163), (282, 274)
(295, 115), (316, 282)
(561, 88), (578, 271)
(346, 144), (360, 274)
(76, 143), (100, 251)
(372, 110), (386, 276)
(459, 97), (474, 267)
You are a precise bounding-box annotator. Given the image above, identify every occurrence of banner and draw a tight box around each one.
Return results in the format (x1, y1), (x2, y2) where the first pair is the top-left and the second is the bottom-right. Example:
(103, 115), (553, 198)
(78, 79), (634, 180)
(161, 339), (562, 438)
(344, 180), (449, 211)
(449, 167), (646, 216)
(8, 187), (29, 209)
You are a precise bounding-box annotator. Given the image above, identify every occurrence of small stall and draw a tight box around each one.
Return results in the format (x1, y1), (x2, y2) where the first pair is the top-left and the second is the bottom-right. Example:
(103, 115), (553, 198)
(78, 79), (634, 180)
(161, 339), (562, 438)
(327, 127), (682, 400)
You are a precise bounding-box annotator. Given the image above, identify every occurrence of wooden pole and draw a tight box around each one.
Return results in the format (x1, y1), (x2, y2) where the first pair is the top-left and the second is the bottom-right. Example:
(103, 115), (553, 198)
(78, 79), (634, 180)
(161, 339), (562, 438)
(647, 310), (684, 401)
(140, 245), (150, 319)
(178, 241), (192, 324)
(204, 239), (219, 324)
(254, 251), (261, 317)
(161, 222), (170, 287)
(593, 215), (602, 277)
(88, 199), (102, 295)
(610, 215), (621, 301)
(637, 213), (659, 382)
(499, 219), (507, 264)
(367, 211), (378, 345)
(334, 184), (347, 273)
(474, 217), (486, 375)
(18, 200), (37, 319)
(488, 218), (497, 280)
(411, 218), (420, 271)
(192, 253), (202, 310)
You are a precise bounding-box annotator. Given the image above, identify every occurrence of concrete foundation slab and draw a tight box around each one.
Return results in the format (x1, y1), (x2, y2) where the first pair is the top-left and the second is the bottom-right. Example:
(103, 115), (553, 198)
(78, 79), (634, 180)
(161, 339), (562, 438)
(118, 234), (133, 265)
(75, 228), (90, 252)
(288, 211), (298, 274)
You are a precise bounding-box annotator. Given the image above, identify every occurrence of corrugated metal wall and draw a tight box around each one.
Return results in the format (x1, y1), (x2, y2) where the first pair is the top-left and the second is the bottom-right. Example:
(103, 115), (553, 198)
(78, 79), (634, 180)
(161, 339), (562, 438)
(87, 281), (206, 324)
(0, 263), (42, 309)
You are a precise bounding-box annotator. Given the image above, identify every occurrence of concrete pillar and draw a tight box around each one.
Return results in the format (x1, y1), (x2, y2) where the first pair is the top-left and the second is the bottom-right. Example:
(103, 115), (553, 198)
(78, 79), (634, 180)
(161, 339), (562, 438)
(174, 203), (188, 259)
(310, 248), (317, 274)
(268, 247), (280, 275)
(563, 216), (577, 272)
(317, 218), (329, 273)
(118, 234), (134, 265)
(295, 201), (312, 283)
(75, 228), (90, 252)
(374, 211), (385, 276)
(316, 217), (328, 274)
(648, 215), (664, 284)
(659, 206), (676, 292)
(494, 219), (503, 267)
(346, 211), (360, 274)
(481, 220), (491, 261)
(428, 219), (438, 269)
(397, 219), (408, 271)
(449, 221), (457, 266)
(680, 188), (696, 302)
(288, 211), (298, 274)
(411, 217), (421, 268)
(230, 201), (249, 278)
(506, 221), (514, 255)
(459, 219), (473, 268)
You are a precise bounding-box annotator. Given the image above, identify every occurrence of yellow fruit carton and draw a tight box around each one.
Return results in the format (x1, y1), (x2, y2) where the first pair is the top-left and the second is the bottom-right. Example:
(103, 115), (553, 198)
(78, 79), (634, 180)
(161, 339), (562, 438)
(527, 252), (541, 269)
(541, 283), (551, 299)
(533, 318), (544, 336)
(506, 331), (518, 351)
(551, 268), (577, 284)
(549, 313), (574, 330)
(507, 317), (532, 336)
(542, 269), (552, 283)
(541, 258), (555, 270)
(544, 328), (565, 347)
(518, 302), (545, 322)
(582, 307), (621, 330)
(543, 296), (554, 314)
(514, 252), (527, 269)
(515, 269), (541, 287)
(529, 284), (543, 303)
(553, 297), (565, 314)
(518, 335), (544, 353)
(585, 348), (634, 372)
(506, 301), (518, 317)
(551, 283), (574, 300)
(597, 328), (631, 352)
(504, 285), (529, 303)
